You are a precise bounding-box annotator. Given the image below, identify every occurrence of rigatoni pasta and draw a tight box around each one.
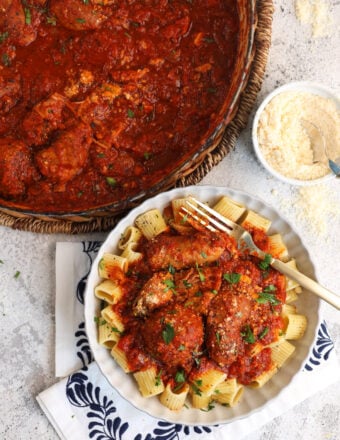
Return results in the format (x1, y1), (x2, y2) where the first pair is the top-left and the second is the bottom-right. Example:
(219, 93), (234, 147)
(94, 194), (307, 412)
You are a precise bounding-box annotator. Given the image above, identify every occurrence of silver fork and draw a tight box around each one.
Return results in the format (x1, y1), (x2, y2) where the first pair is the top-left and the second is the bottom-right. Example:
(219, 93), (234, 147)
(182, 196), (340, 310)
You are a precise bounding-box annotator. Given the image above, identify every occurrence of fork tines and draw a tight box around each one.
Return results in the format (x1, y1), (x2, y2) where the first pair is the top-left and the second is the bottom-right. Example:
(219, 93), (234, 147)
(179, 196), (235, 234)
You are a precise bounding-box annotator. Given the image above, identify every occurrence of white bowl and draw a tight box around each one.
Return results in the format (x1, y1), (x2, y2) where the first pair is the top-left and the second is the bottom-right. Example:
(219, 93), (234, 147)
(252, 81), (340, 186)
(84, 185), (320, 426)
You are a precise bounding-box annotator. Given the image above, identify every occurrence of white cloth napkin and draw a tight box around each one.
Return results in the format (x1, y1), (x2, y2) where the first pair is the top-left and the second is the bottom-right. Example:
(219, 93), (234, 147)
(37, 242), (340, 440)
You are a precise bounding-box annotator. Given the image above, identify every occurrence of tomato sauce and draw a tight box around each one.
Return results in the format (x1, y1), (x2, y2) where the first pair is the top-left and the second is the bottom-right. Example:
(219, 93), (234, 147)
(0, 0), (240, 212)
(109, 219), (287, 388)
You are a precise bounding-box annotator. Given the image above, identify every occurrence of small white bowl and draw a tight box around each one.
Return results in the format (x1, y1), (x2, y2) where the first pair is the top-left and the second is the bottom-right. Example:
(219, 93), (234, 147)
(252, 81), (340, 186)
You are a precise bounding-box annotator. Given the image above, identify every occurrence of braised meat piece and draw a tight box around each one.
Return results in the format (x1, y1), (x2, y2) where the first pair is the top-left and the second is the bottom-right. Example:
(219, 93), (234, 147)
(206, 286), (253, 367)
(35, 123), (92, 184)
(50, 0), (114, 31)
(1, 0), (37, 46)
(22, 93), (69, 146)
(0, 70), (21, 114)
(144, 231), (230, 271)
(0, 138), (38, 198)
(133, 271), (174, 317)
(141, 303), (204, 374)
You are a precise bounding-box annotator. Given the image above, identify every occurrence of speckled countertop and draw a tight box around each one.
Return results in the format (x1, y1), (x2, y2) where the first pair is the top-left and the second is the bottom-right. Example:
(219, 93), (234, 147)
(0, 1), (339, 439)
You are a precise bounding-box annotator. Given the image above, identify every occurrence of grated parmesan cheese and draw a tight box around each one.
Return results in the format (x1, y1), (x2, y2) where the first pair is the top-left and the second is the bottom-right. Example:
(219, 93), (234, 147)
(295, 0), (333, 38)
(257, 91), (340, 181)
(273, 184), (340, 238)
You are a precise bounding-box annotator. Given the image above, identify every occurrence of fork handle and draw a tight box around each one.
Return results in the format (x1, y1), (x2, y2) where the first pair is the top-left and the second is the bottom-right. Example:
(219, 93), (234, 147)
(271, 258), (340, 310)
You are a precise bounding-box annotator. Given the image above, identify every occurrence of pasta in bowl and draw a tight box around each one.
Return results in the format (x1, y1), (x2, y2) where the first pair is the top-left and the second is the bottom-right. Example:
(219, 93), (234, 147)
(84, 186), (320, 425)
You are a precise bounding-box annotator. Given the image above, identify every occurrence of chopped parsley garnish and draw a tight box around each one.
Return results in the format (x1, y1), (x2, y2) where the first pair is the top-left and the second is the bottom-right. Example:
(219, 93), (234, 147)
(195, 291), (203, 297)
(175, 370), (186, 383)
(144, 152), (152, 160)
(0, 32), (9, 43)
(0, 259), (4, 264)
(155, 370), (163, 386)
(195, 263), (205, 282)
(127, 108), (135, 118)
(215, 331), (221, 346)
(178, 344), (185, 351)
(46, 16), (57, 26)
(258, 327), (269, 340)
(259, 253), (272, 271)
(106, 177), (117, 187)
(180, 214), (188, 224)
(191, 381), (202, 396)
(2, 53), (10, 67)
(76, 18), (86, 24)
(256, 285), (280, 305)
(200, 251), (207, 259)
(163, 279), (176, 293)
(183, 280), (192, 288)
(94, 316), (106, 326)
(241, 325), (255, 344)
(201, 402), (215, 412)
(24, 8), (31, 25)
(211, 289), (218, 295)
(168, 264), (176, 275)
(162, 323), (175, 344)
(14, 270), (21, 279)
(223, 272), (241, 284)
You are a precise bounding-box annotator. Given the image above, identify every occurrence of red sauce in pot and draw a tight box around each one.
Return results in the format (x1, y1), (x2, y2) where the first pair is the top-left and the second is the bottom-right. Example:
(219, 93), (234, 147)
(0, 0), (240, 212)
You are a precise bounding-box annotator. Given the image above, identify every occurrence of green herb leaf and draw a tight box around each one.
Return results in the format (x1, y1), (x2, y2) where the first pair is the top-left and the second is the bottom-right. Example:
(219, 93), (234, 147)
(155, 370), (163, 386)
(175, 370), (186, 383)
(76, 18), (86, 24)
(180, 214), (188, 224)
(259, 253), (272, 271)
(178, 344), (185, 351)
(256, 291), (280, 306)
(163, 279), (176, 293)
(168, 264), (176, 275)
(196, 263), (205, 282)
(200, 251), (207, 259)
(215, 331), (221, 346)
(46, 16), (57, 26)
(127, 109), (135, 118)
(201, 402), (215, 411)
(258, 327), (269, 340)
(144, 152), (152, 160)
(0, 32), (9, 43)
(24, 8), (31, 25)
(14, 270), (20, 279)
(106, 177), (117, 187)
(241, 325), (255, 344)
(183, 280), (192, 288)
(2, 53), (10, 67)
(162, 323), (175, 344)
(223, 272), (241, 284)
(191, 381), (202, 396)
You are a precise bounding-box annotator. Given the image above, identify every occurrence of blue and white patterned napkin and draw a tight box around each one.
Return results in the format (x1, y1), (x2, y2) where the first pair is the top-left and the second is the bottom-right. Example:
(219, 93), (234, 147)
(37, 241), (340, 440)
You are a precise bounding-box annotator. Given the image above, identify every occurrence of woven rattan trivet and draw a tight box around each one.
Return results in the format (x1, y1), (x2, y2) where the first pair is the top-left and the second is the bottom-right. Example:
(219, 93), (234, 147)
(0, 0), (274, 234)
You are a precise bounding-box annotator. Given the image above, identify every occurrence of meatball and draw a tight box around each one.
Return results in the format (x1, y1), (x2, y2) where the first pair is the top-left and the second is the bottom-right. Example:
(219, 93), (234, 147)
(22, 93), (69, 146)
(50, 0), (113, 31)
(206, 287), (253, 367)
(141, 303), (204, 374)
(0, 138), (38, 198)
(35, 123), (92, 184)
